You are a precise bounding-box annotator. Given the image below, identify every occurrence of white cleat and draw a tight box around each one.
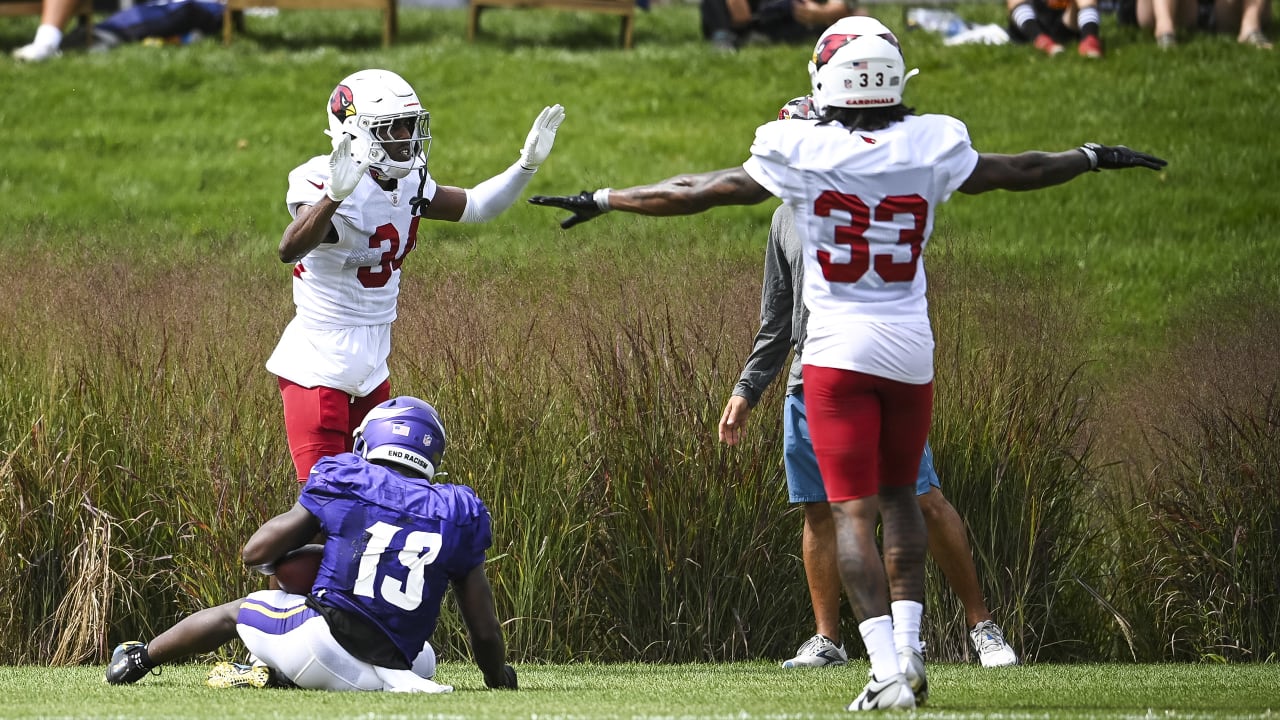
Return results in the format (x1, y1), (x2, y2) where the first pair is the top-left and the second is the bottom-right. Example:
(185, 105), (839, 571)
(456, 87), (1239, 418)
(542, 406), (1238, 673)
(898, 646), (928, 705)
(970, 620), (1018, 667)
(847, 672), (916, 711)
(782, 634), (848, 668)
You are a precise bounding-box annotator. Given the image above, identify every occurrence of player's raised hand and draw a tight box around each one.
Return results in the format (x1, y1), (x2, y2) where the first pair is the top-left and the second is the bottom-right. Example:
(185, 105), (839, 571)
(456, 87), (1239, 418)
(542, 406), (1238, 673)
(1078, 143), (1167, 172)
(327, 132), (374, 202)
(519, 104), (566, 171)
(528, 189), (610, 229)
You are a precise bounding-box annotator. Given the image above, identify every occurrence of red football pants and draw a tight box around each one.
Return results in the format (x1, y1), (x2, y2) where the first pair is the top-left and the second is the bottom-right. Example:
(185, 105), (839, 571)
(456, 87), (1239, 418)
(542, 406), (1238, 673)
(278, 377), (391, 482)
(801, 365), (933, 501)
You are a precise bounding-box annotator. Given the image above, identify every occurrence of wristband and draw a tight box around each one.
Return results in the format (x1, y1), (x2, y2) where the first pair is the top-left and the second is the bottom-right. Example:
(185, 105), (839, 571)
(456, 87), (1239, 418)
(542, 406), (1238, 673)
(1077, 145), (1099, 171)
(594, 188), (612, 211)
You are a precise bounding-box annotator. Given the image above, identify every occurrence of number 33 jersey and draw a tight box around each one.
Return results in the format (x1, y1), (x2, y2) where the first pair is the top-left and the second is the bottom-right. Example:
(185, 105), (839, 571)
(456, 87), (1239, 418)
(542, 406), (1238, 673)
(743, 114), (980, 383)
(267, 156), (439, 395)
(299, 453), (492, 666)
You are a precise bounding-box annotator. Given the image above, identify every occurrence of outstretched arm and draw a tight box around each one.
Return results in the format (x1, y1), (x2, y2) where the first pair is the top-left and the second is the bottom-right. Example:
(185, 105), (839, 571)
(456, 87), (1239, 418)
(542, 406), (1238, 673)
(530, 166), (773, 229)
(960, 143), (1166, 195)
(420, 104), (566, 223)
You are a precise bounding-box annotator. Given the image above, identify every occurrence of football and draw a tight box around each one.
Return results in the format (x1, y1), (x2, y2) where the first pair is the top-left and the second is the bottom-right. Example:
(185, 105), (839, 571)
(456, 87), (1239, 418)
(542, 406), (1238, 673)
(273, 544), (324, 595)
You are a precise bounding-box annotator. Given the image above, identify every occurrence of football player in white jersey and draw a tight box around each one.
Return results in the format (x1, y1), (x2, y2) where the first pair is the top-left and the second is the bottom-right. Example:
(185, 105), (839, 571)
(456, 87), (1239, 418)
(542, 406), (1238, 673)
(530, 16), (1163, 712)
(268, 68), (565, 482)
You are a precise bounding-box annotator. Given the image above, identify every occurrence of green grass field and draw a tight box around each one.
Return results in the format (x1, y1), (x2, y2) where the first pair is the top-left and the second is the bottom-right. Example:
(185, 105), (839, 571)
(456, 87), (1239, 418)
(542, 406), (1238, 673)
(4, 661), (1280, 719)
(3, 1), (1279, 714)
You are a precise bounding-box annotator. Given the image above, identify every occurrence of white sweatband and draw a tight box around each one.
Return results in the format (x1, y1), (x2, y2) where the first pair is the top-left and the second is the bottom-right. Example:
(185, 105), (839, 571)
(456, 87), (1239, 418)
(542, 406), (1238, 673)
(594, 188), (612, 211)
(1077, 145), (1099, 171)
(460, 162), (536, 223)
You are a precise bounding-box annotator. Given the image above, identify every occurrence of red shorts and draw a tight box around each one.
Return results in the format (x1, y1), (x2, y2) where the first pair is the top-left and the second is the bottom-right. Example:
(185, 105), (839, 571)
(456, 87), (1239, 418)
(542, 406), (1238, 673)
(278, 377), (391, 482)
(801, 365), (933, 501)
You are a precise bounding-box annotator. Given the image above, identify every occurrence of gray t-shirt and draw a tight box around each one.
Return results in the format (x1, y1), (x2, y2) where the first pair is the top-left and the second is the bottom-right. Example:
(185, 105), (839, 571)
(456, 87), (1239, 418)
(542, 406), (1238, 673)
(732, 204), (807, 406)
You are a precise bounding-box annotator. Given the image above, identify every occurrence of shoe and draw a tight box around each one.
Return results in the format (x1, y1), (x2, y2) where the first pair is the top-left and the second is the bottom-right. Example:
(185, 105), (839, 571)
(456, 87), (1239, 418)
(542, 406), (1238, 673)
(1241, 30), (1273, 49)
(1033, 33), (1064, 56)
(12, 41), (60, 62)
(1078, 34), (1104, 58)
(781, 634), (848, 668)
(970, 620), (1018, 667)
(105, 641), (155, 685)
(1156, 32), (1177, 49)
(898, 646), (928, 705)
(206, 661), (292, 688)
(709, 29), (738, 53)
(847, 672), (916, 711)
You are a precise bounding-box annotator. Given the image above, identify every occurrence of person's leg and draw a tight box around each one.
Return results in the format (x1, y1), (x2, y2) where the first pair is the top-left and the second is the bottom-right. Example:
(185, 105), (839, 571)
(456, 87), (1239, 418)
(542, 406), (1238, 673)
(106, 600), (243, 684)
(279, 378), (357, 482)
(918, 487), (990, 628)
(782, 392), (845, 660)
(804, 365), (914, 711)
(12, 0), (82, 61)
(780, 392), (846, 667)
(874, 378), (930, 648)
(1074, 0), (1105, 56)
(1008, 0), (1066, 53)
(1236, 0), (1273, 43)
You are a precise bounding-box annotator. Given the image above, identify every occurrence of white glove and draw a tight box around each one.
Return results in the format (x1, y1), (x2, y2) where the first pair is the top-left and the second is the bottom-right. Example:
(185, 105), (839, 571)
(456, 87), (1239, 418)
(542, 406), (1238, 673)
(518, 104), (566, 172)
(326, 132), (374, 202)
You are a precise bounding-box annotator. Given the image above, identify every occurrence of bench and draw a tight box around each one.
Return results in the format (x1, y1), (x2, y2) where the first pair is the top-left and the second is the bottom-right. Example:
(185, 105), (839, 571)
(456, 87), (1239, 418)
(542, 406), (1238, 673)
(467, 0), (635, 49)
(222, 0), (399, 47)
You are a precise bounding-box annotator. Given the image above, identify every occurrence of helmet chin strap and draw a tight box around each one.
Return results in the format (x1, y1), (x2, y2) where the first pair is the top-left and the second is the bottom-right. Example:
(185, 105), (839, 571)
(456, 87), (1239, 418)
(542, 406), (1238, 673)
(409, 155), (432, 216)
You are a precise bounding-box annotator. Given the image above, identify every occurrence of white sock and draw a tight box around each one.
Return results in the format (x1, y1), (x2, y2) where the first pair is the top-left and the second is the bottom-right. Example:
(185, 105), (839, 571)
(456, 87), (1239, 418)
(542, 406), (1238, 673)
(891, 600), (923, 653)
(858, 615), (899, 681)
(33, 24), (63, 49)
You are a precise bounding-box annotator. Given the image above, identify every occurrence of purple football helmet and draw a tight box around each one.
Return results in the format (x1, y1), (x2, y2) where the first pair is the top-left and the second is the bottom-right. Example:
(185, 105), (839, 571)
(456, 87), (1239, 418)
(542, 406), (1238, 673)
(352, 396), (447, 481)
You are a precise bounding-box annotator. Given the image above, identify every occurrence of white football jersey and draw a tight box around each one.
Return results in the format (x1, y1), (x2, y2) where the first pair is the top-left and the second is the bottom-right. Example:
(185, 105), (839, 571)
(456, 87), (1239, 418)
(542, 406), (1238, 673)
(742, 113), (979, 383)
(266, 156), (439, 395)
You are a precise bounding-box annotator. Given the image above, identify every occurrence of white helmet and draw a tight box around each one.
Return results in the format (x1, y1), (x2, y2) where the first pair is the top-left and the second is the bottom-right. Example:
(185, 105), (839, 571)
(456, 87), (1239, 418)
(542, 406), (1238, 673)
(326, 69), (431, 180)
(808, 17), (919, 112)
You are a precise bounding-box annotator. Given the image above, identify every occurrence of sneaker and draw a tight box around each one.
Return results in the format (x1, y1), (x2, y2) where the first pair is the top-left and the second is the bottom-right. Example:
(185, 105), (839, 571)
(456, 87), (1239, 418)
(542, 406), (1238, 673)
(709, 29), (738, 53)
(969, 620), (1018, 667)
(847, 672), (916, 711)
(1078, 34), (1104, 58)
(206, 661), (291, 689)
(781, 634), (848, 668)
(12, 41), (61, 62)
(1156, 32), (1177, 49)
(1033, 33), (1064, 56)
(105, 641), (155, 685)
(898, 646), (928, 705)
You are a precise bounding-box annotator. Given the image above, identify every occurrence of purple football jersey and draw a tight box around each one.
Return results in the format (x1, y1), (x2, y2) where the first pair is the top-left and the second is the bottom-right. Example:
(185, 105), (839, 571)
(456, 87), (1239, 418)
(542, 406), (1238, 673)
(299, 453), (492, 664)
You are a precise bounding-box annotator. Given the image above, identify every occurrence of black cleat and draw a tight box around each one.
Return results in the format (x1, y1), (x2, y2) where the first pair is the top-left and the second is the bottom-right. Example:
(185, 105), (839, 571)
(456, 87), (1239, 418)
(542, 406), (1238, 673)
(105, 641), (156, 685)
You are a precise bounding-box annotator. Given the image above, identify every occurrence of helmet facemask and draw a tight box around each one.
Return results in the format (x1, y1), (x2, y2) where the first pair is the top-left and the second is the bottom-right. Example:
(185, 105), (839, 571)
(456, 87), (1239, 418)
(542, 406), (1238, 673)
(357, 109), (431, 181)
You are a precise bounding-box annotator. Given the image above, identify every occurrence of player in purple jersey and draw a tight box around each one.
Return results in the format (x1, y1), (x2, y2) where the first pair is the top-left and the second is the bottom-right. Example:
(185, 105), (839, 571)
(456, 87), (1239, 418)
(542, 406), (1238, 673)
(106, 397), (518, 692)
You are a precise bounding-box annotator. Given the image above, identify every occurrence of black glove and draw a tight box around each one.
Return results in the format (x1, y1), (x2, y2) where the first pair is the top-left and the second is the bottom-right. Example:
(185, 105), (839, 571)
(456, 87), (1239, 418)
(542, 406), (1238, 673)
(528, 190), (608, 229)
(1078, 143), (1167, 172)
(485, 664), (518, 690)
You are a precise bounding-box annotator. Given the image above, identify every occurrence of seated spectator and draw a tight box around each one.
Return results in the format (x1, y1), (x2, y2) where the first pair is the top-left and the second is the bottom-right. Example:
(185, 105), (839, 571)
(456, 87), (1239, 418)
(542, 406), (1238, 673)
(12, 0), (83, 62)
(1136, 0), (1271, 47)
(1006, 0), (1105, 57)
(701, 0), (862, 52)
(58, 0), (225, 52)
